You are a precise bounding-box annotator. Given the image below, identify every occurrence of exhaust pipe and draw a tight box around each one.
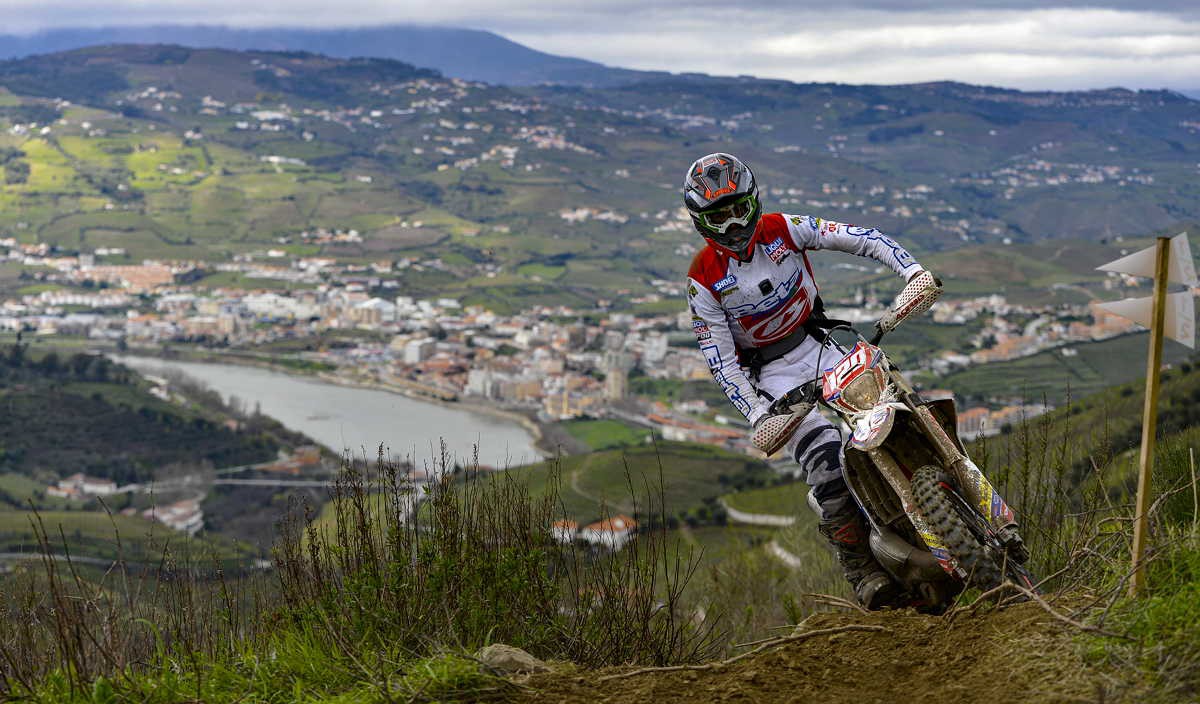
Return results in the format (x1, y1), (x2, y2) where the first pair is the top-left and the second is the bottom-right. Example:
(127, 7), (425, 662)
(870, 526), (947, 583)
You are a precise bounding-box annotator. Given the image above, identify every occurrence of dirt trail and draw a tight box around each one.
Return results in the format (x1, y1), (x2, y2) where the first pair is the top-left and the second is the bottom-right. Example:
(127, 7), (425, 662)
(521, 602), (1133, 703)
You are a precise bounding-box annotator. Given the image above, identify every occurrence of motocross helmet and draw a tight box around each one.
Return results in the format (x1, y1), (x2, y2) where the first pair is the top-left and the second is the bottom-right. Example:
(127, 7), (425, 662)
(683, 153), (762, 260)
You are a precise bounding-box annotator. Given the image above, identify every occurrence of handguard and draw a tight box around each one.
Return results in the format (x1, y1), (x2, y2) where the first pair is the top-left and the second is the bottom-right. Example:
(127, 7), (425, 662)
(874, 270), (943, 339)
(751, 402), (813, 456)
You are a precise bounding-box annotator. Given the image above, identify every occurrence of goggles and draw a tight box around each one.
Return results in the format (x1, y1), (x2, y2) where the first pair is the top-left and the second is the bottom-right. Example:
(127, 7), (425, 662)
(697, 193), (758, 235)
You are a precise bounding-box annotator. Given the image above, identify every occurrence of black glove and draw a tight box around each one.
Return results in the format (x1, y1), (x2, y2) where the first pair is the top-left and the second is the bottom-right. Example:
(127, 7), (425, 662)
(769, 382), (817, 416)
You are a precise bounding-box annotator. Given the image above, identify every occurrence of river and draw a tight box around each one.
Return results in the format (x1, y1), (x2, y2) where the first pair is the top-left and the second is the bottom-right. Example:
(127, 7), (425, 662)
(114, 356), (543, 469)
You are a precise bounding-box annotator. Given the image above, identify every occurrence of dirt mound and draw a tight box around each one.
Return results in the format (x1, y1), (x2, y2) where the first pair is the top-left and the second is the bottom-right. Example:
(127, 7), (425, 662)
(521, 602), (1129, 703)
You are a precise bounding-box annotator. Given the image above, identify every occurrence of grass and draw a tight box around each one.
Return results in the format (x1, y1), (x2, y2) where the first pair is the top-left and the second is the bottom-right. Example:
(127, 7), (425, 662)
(686, 515), (841, 655)
(516, 262), (566, 280)
(0, 473), (71, 510)
(628, 298), (684, 316)
(1079, 429), (1200, 699)
(950, 357), (1200, 695)
(5, 370), (1200, 699)
(23, 647), (505, 704)
(1102, 532), (1200, 698)
(629, 377), (731, 409)
(561, 418), (651, 451)
(2, 447), (720, 700)
(971, 357), (1200, 503)
(722, 481), (810, 517)
(939, 332), (1195, 406)
(0, 510), (254, 564)
(14, 283), (63, 295)
(196, 270), (316, 291)
(667, 524), (778, 573)
(464, 442), (772, 525)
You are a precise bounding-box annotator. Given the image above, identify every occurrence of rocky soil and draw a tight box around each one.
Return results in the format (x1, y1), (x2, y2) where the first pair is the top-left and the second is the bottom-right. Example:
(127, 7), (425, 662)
(517, 601), (1138, 703)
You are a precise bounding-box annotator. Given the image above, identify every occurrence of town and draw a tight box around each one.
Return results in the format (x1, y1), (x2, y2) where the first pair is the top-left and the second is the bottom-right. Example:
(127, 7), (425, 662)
(2, 234), (1155, 462)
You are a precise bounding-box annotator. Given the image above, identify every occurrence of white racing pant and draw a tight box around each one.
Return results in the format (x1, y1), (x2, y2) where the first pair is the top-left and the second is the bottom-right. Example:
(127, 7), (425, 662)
(751, 334), (852, 521)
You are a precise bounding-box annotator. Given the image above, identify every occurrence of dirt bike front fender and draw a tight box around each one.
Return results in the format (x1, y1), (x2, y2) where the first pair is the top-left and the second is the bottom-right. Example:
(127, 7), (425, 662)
(848, 402), (908, 451)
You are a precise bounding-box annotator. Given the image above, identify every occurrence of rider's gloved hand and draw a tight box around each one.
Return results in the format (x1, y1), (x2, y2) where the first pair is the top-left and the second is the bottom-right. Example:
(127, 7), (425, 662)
(751, 404), (812, 457)
(875, 269), (944, 341)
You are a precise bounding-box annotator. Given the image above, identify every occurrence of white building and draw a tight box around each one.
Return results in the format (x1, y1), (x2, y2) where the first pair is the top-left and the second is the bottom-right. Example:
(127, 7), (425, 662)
(353, 298), (398, 327)
(47, 473), (118, 499)
(551, 519), (578, 544)
(603, 351), (633, 401)
(403, 338), (437, 365)
(466, 369), (497, 398)
(578, 515), (638, 550)
(642, 332), (670, 364)
(142, 498), (204, 535)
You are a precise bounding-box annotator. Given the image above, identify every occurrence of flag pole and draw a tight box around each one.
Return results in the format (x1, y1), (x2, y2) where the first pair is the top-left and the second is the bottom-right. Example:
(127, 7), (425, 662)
(1129, 236), (1171, 597)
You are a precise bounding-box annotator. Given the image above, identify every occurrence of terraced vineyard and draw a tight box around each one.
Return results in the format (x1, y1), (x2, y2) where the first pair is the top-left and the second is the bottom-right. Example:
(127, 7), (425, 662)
(0, 45), (1194, 313)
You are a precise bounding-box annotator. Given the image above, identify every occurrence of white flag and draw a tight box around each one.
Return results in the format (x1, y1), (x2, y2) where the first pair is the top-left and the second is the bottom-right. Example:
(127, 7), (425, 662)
(1097, 232), (1197, 286)
(1096, 292), (1196, 349)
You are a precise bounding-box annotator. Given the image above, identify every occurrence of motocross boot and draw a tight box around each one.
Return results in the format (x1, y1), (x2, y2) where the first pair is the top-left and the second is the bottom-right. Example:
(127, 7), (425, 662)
(819, 510), (901, 610)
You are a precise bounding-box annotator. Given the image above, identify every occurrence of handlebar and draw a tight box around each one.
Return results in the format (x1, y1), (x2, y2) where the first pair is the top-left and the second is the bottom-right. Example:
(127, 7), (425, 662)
(769, 380), (819, 415)
(765, 274), (941, 417)
(772, 319), (885, 415)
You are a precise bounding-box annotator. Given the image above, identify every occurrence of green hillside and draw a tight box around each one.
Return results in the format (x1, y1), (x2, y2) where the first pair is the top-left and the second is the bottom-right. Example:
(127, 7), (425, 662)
(395, 442), (772, 529)
(971, 355), (1200, 502)
(722, 481), (810, 517)
(0, 46), (1192, 312)
(934, 332), (1197, 407)
(0, 341), (280, 487)
(0, 509), (254, 566)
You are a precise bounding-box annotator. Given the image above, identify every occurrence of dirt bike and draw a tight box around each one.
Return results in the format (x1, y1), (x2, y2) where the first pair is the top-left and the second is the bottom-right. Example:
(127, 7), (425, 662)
(754, 272), (1037, 610)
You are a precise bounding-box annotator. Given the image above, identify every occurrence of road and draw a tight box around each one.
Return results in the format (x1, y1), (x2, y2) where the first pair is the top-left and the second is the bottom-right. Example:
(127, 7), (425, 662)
(212, 479), (333, 488)
(120, 476), (336, 492)
(0, 551), (272, 572)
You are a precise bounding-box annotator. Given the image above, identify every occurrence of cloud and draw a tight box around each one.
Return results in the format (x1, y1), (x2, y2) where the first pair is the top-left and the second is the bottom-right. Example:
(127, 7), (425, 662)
(505, 7), (1200, 90)
(0, 2), (1196, 90)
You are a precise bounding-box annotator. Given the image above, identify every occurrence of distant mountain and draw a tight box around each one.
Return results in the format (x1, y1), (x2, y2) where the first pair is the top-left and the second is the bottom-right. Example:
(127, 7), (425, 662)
(0, 44), (1194, 315)
(0, 24), (663, 87)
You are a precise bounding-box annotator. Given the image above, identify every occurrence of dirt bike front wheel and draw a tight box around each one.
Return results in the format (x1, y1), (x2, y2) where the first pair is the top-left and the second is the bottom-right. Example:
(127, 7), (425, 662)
(911, 465), (1007, 591)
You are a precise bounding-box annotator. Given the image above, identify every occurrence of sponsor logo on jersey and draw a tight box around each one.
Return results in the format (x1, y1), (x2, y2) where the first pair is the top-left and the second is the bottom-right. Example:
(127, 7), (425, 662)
(727, 267), (802, 319)
(789, 215), (804, 226)
(742, 293), (812, 344)
(840, 227), (915, 269)
(713, 274), (737, 293)
(765, 237), (789, 264)
(692, 318), (712, 342)
(687, 283), (698, 298)
(702, 343), (753, 416)
(726, 266), (815, 344)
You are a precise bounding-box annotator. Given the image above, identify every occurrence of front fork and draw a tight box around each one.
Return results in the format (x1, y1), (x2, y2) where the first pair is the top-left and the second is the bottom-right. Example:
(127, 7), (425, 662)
(910, 403), (1016, 531)
(864, 384), (1017, 577)
(866, 446), (960, 574)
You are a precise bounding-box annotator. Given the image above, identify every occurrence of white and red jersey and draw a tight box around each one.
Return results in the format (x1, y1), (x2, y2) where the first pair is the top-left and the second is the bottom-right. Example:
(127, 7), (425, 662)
(687, 213), (922, 426)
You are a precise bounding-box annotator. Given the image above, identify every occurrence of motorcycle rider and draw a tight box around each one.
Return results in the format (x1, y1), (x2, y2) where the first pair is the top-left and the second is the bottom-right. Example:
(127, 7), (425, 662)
(683, 152), (927, 609)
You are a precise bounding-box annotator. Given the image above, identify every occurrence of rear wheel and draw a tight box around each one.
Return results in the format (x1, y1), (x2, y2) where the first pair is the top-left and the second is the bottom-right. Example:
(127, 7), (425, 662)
(911, 466), (1008, 590)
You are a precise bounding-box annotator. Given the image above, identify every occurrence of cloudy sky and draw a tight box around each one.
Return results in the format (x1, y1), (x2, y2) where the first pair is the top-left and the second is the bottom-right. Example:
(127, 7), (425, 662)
(2, 0), (1199, 91)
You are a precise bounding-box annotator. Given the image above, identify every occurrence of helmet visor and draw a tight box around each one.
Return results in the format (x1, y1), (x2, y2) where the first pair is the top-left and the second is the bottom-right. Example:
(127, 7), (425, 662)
(698, 193), (758, 235)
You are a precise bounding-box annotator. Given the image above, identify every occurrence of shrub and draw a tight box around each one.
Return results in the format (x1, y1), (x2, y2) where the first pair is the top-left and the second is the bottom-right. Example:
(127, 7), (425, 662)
(1, 443), (716, 700)
(275, 444), (715, 668)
